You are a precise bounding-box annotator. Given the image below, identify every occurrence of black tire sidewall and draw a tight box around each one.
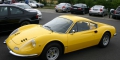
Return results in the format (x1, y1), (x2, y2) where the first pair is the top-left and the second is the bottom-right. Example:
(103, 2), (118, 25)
(41, 43), (62, 60)
(20, 21), (30, 26)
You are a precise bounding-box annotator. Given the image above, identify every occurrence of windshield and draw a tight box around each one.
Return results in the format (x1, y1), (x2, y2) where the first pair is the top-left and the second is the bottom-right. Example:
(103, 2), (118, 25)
(43, 17), (73, 33)
(17, 4), (32, 9)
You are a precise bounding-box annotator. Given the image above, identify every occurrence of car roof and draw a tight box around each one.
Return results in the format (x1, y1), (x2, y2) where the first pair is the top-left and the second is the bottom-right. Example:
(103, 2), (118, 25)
(0, 4), (15, 6)
(13, 3), (27, 5)
(59, 15), (93, 22)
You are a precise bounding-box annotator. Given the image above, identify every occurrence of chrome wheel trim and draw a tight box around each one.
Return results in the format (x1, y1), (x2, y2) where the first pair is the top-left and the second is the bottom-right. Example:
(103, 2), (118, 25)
(46, 47), (59, 60)
(103, 35), (109, 46)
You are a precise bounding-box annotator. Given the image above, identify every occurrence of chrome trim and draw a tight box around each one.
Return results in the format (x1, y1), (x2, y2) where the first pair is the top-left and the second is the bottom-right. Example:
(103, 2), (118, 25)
(114, 33), (117, 36)
(9, 51), (38, 57)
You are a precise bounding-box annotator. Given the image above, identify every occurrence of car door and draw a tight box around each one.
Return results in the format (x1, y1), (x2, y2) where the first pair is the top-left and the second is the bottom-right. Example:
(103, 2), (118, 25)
(67, 21), (98, 52)
(8, 6), (25, 30)
(0, 6), (9, 33)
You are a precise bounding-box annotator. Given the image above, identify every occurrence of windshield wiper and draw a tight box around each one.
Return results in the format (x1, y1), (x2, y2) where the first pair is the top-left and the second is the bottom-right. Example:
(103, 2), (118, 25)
(44, 26), (53, 32)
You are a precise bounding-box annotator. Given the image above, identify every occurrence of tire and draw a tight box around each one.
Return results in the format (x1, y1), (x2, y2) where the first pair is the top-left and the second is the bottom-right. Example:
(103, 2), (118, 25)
(20, 21), (30, 26)
(101, 13), (105, 17)
(112, 15), (116, 19)
(98, 32), (111, 48)
(37, 5), (39, 8)
(89, 14), (92, 16)
(56, 10), (58, 13)
(71, 12), (74, 14)
(82, 11), (85, 15)
(65, 9), (68, 13)
(41, 43), (62, 60)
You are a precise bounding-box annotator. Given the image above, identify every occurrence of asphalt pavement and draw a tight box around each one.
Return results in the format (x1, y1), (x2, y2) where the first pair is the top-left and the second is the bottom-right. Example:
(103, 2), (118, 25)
(0, 12), (120, 60)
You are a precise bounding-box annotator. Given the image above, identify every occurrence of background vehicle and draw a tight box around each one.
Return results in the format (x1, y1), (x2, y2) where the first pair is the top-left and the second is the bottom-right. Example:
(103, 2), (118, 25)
(55, 3), (72, 13)
(71, 3), (89, 14)
(6, 15), (116, 60)
(19, 1), (37, 8)
(0, 4), (39, 33)
(112, 6), (120, 19)
(89, 5), (108, 17)
(29, 0), (44, 8)
(13, 3), (42, 20)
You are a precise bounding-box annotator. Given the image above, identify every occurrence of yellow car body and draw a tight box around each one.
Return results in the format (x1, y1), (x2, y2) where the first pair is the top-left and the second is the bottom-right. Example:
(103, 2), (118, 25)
(6, 15), (116, 59)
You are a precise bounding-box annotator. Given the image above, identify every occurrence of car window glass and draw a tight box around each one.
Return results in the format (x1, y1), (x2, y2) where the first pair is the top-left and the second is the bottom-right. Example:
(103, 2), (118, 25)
(73, 4), (82, 7)
(10, 7), (23, 15)
(93, 6), (102, 9)
(69, 23), (77, 33)
(89, 22), (97, 30)
(0, 7), (8, 16)
(58, 3), (66, 6)
(117, 7), (120, 11)
(77, 21), (90, 32)
(43, 17), (73, 33)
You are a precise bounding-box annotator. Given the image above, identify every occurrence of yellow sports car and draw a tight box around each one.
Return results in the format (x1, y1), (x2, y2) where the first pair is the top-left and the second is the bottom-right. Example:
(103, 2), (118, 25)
(5, 15), (116, 60)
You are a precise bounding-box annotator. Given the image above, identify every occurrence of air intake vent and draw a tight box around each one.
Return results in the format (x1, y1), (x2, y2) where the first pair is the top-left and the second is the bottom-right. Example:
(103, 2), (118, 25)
(21, 38), (27, 42)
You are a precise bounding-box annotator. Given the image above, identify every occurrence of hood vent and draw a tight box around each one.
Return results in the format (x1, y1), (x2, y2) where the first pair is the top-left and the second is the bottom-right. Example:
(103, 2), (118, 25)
(21, 38), (27, 42)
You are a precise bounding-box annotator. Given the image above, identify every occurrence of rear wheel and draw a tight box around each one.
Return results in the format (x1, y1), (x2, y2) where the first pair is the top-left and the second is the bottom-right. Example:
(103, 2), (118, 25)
(41, 43), (62, 60)
(82, 11), (85, 15)
(101, 13), (105, 17)
(20, 21), (30, 26)
(98, 32), (111, 48)
(56, 10), (58, 12)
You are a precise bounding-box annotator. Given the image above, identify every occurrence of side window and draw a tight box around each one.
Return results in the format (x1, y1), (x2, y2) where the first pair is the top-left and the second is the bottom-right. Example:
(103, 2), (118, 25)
(89, 22), (97, 30)
(70, 23), (77, 33)
(10, 7), (23, 15)
(0, 7), (8, 16)
(77, 21), (90, 32)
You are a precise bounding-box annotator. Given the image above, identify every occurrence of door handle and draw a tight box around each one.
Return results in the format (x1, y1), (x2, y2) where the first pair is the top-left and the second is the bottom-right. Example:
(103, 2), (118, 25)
(94, 30), (98, 33)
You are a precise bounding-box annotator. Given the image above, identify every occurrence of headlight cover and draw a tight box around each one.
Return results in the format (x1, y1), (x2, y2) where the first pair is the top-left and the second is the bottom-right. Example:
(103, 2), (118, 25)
(20, 39), (36, 50)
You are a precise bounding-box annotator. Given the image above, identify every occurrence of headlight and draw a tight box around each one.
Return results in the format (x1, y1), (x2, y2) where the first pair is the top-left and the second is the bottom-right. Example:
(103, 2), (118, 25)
(9, 28), (19, 36)
(14, 47), (19, 50)
(31, 39), (36, 47)
(20, 39), (36, 49)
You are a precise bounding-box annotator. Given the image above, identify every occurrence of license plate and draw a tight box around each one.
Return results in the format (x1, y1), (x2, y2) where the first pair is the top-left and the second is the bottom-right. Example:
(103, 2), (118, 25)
(74, 8), (77, 9)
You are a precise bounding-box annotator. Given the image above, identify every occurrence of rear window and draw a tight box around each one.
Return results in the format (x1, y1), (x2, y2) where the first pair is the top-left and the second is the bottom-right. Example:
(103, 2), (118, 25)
(116, 7), (120, 11)
(93, 6), (102, 8)
(73, 4), (83, 7)
(58, 3), (66, 6)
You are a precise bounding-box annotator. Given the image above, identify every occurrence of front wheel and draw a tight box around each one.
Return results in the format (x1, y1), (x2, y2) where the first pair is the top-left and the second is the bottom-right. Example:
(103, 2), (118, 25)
(98, 32), (111, 48)
(41, 43), (62, 60)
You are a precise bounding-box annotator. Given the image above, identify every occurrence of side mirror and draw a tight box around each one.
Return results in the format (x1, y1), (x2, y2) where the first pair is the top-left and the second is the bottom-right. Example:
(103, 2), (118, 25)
(70, 30), (76, 35)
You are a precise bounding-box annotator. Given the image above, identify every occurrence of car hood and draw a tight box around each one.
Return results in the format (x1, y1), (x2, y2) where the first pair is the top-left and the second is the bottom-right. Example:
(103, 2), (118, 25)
(11, 25), (51, 45)
(25, 9), (42, 15)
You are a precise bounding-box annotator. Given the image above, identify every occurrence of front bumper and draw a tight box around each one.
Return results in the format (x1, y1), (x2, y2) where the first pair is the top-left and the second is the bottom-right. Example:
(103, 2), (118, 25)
(9, 51), (38, 57)
(112, 14), (120, 18)
(89, 11), (103, 15)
